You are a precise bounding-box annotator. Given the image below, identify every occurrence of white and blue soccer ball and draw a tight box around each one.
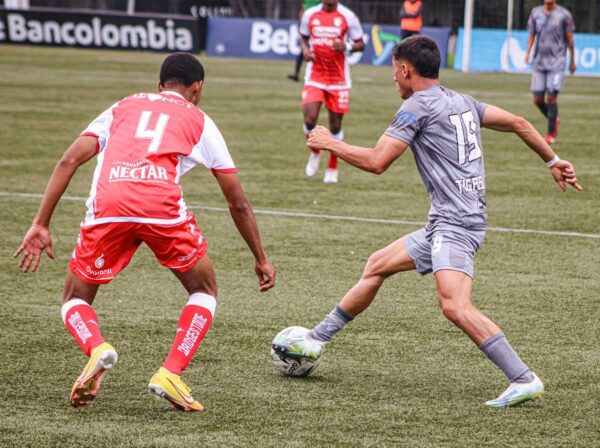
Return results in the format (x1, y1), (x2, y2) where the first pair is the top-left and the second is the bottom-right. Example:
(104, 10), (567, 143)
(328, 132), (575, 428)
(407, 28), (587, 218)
(271, 326), (322, 377)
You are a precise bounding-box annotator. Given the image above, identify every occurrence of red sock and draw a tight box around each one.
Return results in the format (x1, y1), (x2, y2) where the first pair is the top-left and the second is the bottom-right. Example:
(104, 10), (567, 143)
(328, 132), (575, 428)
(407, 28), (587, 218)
(311, 149), (321, 155)
(61, 299), (105, 356)
(327, 153), (338, 169)
(163, 293), (216, 375)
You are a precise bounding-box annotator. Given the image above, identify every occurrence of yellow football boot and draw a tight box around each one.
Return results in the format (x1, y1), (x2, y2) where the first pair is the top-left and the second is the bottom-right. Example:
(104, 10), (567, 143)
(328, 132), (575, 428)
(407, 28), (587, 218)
(148, 367), (204, 412)
(69, 342), (118, 410)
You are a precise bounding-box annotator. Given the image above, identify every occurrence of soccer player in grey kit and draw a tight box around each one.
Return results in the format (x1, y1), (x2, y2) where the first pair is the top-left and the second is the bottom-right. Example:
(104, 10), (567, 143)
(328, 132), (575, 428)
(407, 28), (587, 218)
(300, 36), (582, 407)
(525, 0), (576, 145)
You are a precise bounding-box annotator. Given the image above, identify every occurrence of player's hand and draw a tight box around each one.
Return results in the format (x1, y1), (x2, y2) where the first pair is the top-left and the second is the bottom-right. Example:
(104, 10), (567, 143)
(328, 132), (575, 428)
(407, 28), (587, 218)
(13, 224), (56, 273)
(307, 126), (334, 150)
(255, 259), (276, 292)
(524, 53), (530, 65)
(302, 48), (314, 61)
(332, 39), (346, 52)
(569, 61), (576, 74)
(550, 159), (582, 191)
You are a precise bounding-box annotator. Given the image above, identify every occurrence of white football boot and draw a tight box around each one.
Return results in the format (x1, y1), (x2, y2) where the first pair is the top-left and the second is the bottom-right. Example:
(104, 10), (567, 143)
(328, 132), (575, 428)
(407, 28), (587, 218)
(484, 373), (544, 408)
(305, 152), (321, 177)
(323, 168), (338, 184)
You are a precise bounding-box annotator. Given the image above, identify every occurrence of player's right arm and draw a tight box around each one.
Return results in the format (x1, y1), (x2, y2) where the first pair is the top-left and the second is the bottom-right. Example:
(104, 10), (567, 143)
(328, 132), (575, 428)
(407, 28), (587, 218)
(214, 172), (276, 292)
(481, 105), (582, 191)
(299, 7), (314, 61)
(307, 126), (409, 174)
(525, 12), (536, 65)
(14, 135), (98, 272)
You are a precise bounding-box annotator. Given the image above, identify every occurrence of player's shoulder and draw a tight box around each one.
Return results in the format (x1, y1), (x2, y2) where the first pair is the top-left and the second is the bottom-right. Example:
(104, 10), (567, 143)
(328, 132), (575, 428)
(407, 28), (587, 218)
(337, 3), (359, 21)
(557, 5), (573, 18)
(304, 3), (323, 18)
(529, 5), (544, 18)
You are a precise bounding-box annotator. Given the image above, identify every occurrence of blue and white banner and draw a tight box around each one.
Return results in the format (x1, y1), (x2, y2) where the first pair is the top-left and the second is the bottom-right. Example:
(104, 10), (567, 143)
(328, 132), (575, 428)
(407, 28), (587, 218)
(205, 17), (449, 67)
(454, 27), (600, 76)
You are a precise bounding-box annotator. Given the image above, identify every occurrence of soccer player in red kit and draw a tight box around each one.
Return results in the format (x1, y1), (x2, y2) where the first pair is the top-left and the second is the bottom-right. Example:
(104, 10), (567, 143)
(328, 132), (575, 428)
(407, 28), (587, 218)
(300, 0), (365, 183)
(14, 53), (276, 412)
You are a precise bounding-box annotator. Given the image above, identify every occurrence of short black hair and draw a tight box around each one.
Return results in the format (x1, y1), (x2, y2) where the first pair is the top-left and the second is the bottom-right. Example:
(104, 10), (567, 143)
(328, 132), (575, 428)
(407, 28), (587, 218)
(392, 35), (440, 79)
(159, 52), (204, 87)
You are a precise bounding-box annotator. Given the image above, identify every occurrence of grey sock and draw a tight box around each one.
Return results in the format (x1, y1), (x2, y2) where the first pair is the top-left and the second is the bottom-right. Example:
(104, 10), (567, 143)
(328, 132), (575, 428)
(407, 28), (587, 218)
(480, 332), (534, 384)
(308, 305), (354, 343)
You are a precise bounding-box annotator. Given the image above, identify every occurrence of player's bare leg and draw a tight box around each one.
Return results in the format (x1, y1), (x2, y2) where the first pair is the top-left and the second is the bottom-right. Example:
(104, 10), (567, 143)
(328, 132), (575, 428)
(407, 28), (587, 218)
(62, 271), (117, 410)
(324, 109), (344, 183)
(308, 237), (415, 346)
(434, 270), (499, 346)
(434, 269), (543, 407)
(148, 255), (218, 412)
(303, 102), (322, 176)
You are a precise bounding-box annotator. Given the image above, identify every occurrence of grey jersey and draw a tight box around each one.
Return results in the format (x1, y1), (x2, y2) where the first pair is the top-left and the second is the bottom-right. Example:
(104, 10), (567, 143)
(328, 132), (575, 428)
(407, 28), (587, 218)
(385, 84), (488, 230)
(527, 5), (575, 71)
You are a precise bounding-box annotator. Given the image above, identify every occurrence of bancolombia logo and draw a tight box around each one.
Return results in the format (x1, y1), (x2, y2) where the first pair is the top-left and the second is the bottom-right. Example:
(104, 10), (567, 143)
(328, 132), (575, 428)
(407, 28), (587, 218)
(0, 9), (198, 51)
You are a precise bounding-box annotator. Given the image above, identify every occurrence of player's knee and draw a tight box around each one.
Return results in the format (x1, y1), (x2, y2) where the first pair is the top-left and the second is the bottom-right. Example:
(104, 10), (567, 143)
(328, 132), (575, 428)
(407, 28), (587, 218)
(439, 299), (468, 324)
(363, 251), (388, 282)
(532, 95), (545, 106)
(547, 95), (558, 105)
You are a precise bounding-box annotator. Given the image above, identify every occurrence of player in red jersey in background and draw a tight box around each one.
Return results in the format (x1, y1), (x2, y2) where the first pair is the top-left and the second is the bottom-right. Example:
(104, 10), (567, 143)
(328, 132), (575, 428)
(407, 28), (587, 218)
(14, 53), (276, 412)
(300, 0), (364, 183)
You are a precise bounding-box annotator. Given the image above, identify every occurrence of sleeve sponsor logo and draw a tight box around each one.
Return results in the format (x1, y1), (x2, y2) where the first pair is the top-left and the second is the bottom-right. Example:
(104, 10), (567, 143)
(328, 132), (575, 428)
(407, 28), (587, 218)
(393, 110), (418, 127)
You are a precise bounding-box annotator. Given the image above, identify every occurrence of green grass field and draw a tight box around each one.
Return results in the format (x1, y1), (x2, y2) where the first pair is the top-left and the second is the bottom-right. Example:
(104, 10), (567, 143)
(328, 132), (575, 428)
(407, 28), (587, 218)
(1, 45), (599, 447)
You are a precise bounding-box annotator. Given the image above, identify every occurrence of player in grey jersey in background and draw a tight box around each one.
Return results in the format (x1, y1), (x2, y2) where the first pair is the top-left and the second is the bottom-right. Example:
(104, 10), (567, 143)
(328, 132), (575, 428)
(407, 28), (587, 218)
(525, 0), (575, 145)
(301, 35), (581, 407)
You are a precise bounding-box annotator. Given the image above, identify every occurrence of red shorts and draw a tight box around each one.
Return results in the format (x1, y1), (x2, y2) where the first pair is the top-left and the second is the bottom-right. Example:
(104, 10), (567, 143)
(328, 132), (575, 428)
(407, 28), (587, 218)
(69, 213), (207, 285)
(302, 86), (350, 114)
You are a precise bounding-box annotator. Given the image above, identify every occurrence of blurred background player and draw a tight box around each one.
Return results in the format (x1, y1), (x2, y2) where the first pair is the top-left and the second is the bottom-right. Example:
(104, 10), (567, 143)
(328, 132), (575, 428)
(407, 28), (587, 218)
(525, 0), (575, 145)
(300, 0), (364, 184)
(288, 0), (322, 82)
(14, 53), (275, 412)
(399, 0), (423, 40)
(303, 36), (581, 407)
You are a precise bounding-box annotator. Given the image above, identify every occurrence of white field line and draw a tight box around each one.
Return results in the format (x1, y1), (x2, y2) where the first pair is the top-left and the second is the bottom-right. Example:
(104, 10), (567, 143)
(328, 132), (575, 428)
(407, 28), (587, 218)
(1, 191), (599, 240)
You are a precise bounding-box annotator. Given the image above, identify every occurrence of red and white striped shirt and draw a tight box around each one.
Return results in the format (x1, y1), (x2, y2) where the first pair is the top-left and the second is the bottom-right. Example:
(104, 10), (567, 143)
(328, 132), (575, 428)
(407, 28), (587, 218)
(80, 91), (236, 227)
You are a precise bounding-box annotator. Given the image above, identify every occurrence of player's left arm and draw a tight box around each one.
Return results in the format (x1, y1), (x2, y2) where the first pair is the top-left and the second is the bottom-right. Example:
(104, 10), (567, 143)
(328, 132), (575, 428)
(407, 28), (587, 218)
(481, 105), (582, 191)
(564, 14), (576, 74)
(307, 125), (408, 174)
(334, 14), (365, 53)
(14, 136), (99, 272)
(566, 31), (576, 74)
(213, 172), (276, 292)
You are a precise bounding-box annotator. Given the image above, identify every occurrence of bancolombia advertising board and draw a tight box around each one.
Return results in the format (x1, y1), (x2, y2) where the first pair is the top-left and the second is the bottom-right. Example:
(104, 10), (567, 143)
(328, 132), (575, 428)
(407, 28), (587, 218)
(0, 8), (200, 52)
(205, 17), (450, 67)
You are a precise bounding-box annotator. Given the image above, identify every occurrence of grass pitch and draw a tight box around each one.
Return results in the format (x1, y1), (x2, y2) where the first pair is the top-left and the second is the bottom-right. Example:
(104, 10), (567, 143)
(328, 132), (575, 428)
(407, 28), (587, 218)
(0, 45), (599, 447)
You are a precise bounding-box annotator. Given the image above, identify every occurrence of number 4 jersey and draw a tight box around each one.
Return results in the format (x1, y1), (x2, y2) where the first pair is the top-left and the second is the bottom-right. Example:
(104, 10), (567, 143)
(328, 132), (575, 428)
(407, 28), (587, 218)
(80, 91), (236, 227)
(384, 84), (488, 230)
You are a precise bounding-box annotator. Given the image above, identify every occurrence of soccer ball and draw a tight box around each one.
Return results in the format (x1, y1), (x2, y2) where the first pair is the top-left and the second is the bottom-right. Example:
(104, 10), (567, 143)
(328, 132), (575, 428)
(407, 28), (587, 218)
(271, 326), (320, 377)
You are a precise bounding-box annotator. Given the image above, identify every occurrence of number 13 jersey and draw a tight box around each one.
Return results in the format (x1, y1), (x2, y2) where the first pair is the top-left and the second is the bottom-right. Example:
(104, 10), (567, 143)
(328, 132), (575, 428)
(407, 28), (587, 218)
(384, 84), (488, 230)
(80, 91), (236, 227)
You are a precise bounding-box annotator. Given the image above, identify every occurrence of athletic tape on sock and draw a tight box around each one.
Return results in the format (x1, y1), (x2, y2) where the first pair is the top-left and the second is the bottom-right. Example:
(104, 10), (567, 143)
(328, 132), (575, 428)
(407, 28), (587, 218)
(187, 293), (217, 317)
(61, 298), (92, 324)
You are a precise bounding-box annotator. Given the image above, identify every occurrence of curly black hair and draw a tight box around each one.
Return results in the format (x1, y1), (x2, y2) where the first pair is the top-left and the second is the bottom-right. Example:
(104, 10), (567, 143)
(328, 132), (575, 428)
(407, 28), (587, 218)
(159, 52), (205, 87)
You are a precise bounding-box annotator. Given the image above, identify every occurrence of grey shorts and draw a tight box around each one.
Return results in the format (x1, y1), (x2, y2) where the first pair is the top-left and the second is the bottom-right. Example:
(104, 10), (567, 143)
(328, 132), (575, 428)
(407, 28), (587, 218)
(531, 69), (565, 94)
(405, 224), (486, 278)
